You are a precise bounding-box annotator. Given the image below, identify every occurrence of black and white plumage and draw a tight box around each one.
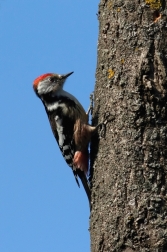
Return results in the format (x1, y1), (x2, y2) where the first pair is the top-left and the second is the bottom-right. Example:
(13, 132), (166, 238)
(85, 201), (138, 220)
(33, 72), (97, 206)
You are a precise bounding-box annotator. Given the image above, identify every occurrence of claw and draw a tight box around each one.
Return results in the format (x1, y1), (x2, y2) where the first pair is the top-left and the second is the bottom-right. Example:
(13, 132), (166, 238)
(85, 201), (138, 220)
(86, 92), (94, 116)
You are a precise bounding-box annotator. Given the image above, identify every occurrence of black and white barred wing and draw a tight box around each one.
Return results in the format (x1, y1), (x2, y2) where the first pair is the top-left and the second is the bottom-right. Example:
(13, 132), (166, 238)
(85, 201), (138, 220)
(53, 115), (75, 167)
(53, 115), (83, 187)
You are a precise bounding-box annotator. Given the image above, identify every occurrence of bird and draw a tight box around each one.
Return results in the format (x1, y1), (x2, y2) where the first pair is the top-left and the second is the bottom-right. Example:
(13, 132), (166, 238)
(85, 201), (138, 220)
(33, 71), (100, 207)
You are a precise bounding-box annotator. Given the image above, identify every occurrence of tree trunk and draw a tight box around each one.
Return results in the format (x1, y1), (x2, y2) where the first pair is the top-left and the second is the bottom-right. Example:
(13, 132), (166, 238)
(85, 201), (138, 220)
(90, 1), (167, 251)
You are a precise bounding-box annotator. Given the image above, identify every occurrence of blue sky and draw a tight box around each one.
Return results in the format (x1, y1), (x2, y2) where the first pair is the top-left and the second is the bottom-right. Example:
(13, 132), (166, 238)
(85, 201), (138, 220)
(0, 1), (98, 251)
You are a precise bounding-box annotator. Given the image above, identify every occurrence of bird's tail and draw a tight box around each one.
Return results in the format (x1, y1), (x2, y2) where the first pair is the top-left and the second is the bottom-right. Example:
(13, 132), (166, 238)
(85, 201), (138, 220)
(73, 169), (91, 209)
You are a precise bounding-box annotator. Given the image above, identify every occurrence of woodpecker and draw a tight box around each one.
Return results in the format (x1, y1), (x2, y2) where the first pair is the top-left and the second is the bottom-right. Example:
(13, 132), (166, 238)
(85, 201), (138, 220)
(33, 72), (100, 207)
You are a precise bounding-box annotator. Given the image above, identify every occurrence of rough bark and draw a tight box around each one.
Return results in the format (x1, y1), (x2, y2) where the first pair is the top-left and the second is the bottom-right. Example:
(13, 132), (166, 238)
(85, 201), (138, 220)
(90, 1), (167, 251)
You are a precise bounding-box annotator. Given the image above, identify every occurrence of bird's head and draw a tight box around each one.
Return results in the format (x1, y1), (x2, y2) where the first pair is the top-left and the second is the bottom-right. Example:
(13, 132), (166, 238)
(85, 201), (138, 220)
(33, 72), (74, 97)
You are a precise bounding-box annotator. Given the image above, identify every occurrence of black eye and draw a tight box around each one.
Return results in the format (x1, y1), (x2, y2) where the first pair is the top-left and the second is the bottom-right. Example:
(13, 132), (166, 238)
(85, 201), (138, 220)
(49, 77), (56, 83)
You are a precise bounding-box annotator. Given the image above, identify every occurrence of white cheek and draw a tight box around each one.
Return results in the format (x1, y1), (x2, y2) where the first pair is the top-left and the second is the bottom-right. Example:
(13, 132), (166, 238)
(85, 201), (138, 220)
(37, 83), (44, 95)
(37, 82), (53, 95)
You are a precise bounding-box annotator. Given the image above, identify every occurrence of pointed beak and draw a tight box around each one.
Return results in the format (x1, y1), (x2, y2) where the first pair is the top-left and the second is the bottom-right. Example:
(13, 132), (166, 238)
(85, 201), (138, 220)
(62, 71), (74, 79)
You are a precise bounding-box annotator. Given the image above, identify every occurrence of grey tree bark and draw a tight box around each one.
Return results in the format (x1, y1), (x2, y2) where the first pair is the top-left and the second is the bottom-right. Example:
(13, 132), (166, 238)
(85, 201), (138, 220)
(90, 1), (167, 251)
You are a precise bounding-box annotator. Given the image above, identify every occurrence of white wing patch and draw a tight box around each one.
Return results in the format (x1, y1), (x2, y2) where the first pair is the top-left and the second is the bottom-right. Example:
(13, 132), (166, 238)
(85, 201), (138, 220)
(46, 101), (68, 115)
(55, 115), (65, 147)
(46, 102), (60, 111)
(62, 145), (69, 151)
(54, 115), (74, 167)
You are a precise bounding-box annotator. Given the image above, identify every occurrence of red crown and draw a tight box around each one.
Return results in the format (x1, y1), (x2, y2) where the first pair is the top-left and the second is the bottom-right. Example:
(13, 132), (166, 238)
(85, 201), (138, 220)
(33, 73), (53, 89)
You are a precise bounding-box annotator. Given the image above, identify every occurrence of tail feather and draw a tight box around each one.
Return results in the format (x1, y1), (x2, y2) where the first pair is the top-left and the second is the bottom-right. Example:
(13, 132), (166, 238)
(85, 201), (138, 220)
(73, 171), (80, 188)
(76, 169), (91, 209)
